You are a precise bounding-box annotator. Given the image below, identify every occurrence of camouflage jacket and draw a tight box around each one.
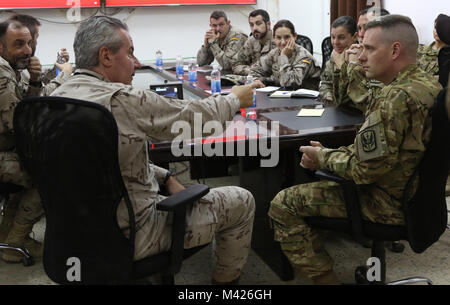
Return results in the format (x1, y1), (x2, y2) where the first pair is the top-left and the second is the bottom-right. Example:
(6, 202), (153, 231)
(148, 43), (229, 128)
(50, 69), (241, 260)
(249, 44), (321, 90)
(197, 26), (248, 71)
(19, 68), (71, 97)
(319, 57), (339, 102)
(417, 43), (439, 76)
(0, 56), (44, 186)
(232, 31), (277, 76)
(318, 64), (442, 214)
(335, 62), (385, 113)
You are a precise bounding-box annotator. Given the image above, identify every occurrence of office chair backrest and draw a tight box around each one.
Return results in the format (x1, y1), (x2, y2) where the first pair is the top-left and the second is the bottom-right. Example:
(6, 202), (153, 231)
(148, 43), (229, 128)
(13, 97), (136, 284)
(321, 37), (332, 71)
(296, 34), (313, 55)
(402, 88), (449, 253)
(438, 45), (450, 88)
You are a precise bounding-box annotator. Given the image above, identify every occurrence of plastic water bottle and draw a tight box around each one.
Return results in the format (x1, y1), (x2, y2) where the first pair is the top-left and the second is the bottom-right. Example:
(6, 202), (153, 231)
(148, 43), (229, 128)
(176, 55), (184, 81)
(188, 60), (198, 87)
(55, 50), (66, 76)
(244, 75), (257, 119)
(210, 65), (221, 96)
(155, 49), (163, 72)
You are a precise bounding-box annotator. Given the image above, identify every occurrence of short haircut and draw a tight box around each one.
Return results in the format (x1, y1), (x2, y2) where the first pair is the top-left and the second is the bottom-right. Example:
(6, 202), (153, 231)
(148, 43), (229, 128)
(365, 14), (419, 58)
(210, 11), (228, 22)
(0, 20), (28, 47)
(332, 16), (357, 35)
(273, 19), (296, 37)
(8, 14), (41, 39)
(360, 7), (390, 17)
(74, 16), (128, 69)
(249, 9), (270, 23)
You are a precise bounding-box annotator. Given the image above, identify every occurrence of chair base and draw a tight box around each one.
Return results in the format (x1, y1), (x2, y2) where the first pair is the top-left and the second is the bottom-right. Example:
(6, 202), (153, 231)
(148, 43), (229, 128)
(0, 243), (34, 266)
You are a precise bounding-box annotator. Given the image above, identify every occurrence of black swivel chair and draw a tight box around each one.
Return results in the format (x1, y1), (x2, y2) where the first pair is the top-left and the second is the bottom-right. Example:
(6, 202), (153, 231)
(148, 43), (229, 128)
(13, 96), (210, 284)
(296, 34), (314, 55)
(321, 36), (332, 72)
(438, 45), (450, 88)
(0, 182), (34, 266)
(304, 88), (450, 285)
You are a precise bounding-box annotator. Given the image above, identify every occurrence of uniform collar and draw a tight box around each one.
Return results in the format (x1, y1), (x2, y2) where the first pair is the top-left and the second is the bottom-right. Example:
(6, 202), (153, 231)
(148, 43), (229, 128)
(0, 55), (23, 82)
(73, 68), (111, 82)
(391, 63), (419, 85)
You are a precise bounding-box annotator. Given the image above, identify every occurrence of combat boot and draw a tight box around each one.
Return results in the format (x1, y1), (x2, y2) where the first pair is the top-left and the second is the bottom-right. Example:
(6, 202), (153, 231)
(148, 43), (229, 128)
(1, 221), (42, 263)
(0, 206), (16, 243)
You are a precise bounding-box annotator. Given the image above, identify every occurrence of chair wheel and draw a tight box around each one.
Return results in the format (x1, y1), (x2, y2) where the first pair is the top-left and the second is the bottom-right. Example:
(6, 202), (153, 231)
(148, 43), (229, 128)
(387, 241), (405, 253)
(22, 256), (34, 267)
(355, 266), (370, 285)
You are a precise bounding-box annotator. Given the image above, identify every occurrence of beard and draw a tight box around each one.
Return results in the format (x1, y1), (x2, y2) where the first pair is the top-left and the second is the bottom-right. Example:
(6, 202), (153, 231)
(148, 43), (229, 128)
(253, 29), (268, 40)
(12, 55), (31, 70)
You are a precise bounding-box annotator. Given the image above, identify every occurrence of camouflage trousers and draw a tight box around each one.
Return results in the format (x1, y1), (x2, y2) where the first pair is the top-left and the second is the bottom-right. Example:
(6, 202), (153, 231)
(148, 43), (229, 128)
(142, 186), (255, 283)
(268, 180), (404, 279)
(0, 153), (43, 225)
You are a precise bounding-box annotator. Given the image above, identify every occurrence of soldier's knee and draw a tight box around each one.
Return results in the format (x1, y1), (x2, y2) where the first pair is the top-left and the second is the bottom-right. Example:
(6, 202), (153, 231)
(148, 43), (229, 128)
(235, 187), (255, 216)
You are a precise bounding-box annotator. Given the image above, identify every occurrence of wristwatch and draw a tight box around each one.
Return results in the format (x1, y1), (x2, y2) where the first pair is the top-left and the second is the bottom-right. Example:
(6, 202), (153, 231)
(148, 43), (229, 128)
(29, 80), (43, 88)
(163, 170), (173, 185)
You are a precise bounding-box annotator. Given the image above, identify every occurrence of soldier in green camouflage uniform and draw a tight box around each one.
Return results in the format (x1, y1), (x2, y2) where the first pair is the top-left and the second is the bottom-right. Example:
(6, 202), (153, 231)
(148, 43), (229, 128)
(197, 11), (247, 72)
(250, 20), (321, 90)
(232, 9), (277, 81)
(51, 16), (257, 284)
(0, 20), (47, 262)
(268, 15), (442, 284)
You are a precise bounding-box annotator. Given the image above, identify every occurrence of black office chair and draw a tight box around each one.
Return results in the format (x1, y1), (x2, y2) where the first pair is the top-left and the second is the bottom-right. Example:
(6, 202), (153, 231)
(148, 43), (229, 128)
(13, 96), (210, 284)
(304, 88), (449, 285)
(296, 34), (314, 55)
(0, 182), (34, 266)
(321, 36), (332, 72)
(438, 45), (450, 88)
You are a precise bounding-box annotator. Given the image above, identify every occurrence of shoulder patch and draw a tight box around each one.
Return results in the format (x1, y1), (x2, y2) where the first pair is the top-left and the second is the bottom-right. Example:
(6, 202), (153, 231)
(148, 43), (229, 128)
(302, 59), (311, 64)
(231, 37), (239, 41)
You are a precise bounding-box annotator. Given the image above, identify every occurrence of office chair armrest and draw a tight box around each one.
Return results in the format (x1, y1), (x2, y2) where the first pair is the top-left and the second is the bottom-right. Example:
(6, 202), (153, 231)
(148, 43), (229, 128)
(314, 170), (365, 243)
(156, 184), (210, 212)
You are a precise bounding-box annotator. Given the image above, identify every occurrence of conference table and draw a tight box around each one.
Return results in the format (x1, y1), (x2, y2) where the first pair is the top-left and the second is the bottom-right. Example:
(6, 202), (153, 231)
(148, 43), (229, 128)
(132, 64), (365, 280)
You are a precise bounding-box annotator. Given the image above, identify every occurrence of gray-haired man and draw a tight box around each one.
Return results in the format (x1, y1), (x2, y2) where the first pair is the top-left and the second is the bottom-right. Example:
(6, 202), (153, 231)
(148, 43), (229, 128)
(51, 16), (258, 284)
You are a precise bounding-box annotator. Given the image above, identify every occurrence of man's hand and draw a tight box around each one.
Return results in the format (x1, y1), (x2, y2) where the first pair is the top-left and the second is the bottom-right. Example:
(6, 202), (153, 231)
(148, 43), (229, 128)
(345, 44), (363, 64)
(28, 57), (42, 82)
(165, 176), (185, 195)
(204, 29), (217, 46)
(231, 83), (263, 108)
(299, 141), (324, 171)
(281, 38), (295, 58)
(55, 62), (73, 75)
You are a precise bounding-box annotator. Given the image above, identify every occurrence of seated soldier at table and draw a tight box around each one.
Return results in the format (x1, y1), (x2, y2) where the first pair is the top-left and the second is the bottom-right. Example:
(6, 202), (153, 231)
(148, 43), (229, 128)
(249, 19), (321, 90)
(268, 15), (442, 285)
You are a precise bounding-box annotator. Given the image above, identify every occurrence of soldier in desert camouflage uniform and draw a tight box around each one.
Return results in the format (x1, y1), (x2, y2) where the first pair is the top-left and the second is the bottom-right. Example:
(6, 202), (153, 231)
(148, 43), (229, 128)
(51, 16), (258, 284)
(250, 20), (321, 90)
(232, 9), (276, 82)
(268, 15), (442, 285)
(196, 11), (247, 72)
(0, 20), (48, 262)
(319, 16), (358, 103)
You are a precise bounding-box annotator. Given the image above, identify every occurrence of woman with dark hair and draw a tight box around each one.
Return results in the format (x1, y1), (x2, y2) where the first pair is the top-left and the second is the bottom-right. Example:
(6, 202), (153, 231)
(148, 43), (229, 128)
(319, 16), (358, 102)
(249, 19), (321, 90)
(417, 14), (450, 76)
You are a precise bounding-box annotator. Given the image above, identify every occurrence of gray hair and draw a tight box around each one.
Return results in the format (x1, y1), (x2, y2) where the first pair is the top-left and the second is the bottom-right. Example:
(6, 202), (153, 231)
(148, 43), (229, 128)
(74, 16), (129, 69)
(365, 14), (418, 59)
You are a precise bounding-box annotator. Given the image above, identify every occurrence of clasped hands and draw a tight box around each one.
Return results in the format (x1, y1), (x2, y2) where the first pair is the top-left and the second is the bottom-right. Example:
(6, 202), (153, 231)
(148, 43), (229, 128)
(299, 141), (324, 171)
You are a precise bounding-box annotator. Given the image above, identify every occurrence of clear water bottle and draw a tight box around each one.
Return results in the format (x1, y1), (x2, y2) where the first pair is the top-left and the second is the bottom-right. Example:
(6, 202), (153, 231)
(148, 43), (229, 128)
(188, 60), (198, 87)
(245, 75), (257, 120)
(55, 50), (66, 76)
(176, 55), (184, 81)
(210, 65), (221, 96)
(155, 49), (163, 72)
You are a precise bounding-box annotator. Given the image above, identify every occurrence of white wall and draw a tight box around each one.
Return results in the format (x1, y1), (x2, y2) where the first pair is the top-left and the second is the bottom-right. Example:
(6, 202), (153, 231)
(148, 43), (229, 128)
(384, 0), (450, 45)
(0, 0), (330, 66)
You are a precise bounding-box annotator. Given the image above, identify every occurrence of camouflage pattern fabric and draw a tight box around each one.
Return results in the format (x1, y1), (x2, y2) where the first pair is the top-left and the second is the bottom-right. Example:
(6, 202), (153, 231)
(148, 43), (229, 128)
(319, 58), (338, 102)
(269, 64), (442, 280)
(232, 31), (277, 76)
(417, 43), (439, 76)
(50, 69), (255, 282)
(19, 69), (70, 97)
(249, 44), (321, 90)
(197, 26), (248, 71)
